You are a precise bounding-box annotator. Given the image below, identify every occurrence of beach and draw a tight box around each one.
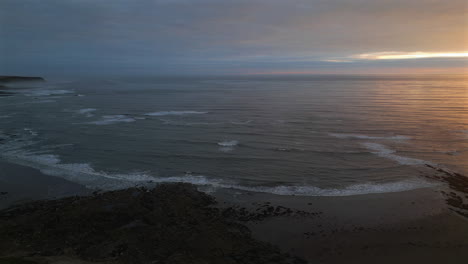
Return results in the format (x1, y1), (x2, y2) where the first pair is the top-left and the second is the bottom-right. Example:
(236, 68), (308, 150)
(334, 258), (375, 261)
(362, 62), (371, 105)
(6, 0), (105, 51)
(2, 160), (468, 263)
(216, 188), (468, 263)
(2, 0), (467, 261)
(0, 161), (90, 210)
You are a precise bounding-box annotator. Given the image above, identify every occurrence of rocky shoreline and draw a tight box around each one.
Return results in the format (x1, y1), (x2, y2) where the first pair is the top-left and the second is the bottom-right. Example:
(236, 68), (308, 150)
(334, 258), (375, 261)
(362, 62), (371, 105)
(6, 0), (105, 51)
(425, 165), (468, 219)
(0, 183), (305, 264)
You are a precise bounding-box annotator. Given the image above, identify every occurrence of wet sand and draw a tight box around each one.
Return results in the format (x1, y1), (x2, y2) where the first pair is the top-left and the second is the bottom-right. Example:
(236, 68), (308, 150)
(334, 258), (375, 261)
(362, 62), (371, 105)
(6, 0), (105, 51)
(0, 161), (90, 210)
(1, 160), (468, 263)
(213, 188), (468, 263)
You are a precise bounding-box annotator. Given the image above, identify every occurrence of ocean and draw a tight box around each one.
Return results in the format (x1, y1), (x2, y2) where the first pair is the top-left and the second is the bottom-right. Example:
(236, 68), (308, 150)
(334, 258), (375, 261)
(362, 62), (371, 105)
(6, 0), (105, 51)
(1, 75), (467, 196)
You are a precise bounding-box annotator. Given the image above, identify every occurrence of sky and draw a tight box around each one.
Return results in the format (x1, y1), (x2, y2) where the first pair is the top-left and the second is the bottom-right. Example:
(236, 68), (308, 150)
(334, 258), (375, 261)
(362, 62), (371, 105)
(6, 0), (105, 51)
(1, 0), (467, 76)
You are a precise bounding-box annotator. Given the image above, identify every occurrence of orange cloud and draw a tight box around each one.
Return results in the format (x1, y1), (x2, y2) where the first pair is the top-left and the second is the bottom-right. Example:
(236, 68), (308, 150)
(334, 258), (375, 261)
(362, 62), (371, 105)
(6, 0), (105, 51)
(352, 51), (468, 60)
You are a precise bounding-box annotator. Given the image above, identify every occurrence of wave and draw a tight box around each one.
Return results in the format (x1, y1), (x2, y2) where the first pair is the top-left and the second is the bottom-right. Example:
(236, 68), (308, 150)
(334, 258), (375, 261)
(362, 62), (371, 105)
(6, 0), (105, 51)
(88, 115), (136, 125)
(23, 128), (38, 137)
(362, 142), (432, 166)
(145, 111), (208, 116)
(0, 134), (151, 190)
(330, 133), (410, 140)
(216, 179), (439, 196)
(77, 108), (97, 117)
(0, 131), (439, 197)
(0, 149), (438, 196)
(217, 140), (239, 147)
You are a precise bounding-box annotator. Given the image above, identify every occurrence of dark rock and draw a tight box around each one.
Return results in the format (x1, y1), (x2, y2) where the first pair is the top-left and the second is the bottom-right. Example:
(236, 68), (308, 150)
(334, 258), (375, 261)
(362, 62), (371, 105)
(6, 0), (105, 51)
(0, 183), (305, 264)
(0, 76), (45, 83)
(222, 202), (322, 222)
(425, 164), (468, 219)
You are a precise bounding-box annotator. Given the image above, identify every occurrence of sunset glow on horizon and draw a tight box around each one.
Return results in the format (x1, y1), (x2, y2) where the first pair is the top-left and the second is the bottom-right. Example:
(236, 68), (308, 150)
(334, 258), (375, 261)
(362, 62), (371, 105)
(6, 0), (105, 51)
(1, 0), (467, 75)
(352, 52), (468, 61)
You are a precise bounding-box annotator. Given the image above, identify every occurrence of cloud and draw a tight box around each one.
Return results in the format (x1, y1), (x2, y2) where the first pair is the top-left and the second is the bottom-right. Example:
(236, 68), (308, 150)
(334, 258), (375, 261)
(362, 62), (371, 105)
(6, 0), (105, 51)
(351, 52), (468, 60)
(0, 0), (466, 75)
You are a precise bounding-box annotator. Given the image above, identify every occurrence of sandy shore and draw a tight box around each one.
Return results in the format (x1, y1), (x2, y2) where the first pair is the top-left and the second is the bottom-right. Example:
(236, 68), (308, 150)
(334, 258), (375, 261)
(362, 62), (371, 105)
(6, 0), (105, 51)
(213, 188), (468, 263)
(0, 161), (90, 210)
(1, 160), (468, 263)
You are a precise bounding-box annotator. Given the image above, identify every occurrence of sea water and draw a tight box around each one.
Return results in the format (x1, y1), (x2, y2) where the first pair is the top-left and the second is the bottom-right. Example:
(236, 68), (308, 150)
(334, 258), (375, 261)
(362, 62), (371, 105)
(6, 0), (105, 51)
(0, 75), (466, 195)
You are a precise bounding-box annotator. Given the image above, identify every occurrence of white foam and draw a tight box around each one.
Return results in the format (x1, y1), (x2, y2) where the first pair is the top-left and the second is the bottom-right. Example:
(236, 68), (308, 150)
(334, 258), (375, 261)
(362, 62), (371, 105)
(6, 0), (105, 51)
(139, 175), (438, 196)
(362, 142), (432, 166)
(217, 140), (239, 152)
(23, 128), (38, 136)
(0, 131), (439, 196)
(217, 140), (239, 147)
(219, 179), (439, 196)
(1, 142), (438, 196)
(88, 115), (136, 125)
(0, 137), (153, 190)
(145, 111), (208, 116)
(11, 152), (437, 195)
(77, 108), (97, 117)
(330, 133), (410, 140)
(0, 115), (10, 119)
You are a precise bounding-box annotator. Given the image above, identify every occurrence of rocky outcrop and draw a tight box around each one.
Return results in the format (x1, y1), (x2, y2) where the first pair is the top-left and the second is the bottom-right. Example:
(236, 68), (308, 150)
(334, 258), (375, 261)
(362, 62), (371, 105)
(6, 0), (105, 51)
(0, 183), (305, 264)
(0, 76), (45, 83)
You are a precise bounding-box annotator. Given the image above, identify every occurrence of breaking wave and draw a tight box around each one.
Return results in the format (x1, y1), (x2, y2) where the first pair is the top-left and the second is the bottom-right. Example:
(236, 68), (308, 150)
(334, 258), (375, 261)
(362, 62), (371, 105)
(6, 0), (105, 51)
(0, 131), (439, 196)
(77, 108), (97, 117)
(214, 179), (438, 196)
(362, 142), (433, 166)
(217, 140), (239, 147)
(0, 150), (438, 196)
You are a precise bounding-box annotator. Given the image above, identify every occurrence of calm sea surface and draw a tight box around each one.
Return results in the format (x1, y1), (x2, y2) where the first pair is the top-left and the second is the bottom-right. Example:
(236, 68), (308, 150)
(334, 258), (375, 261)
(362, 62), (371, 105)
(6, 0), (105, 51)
(1, 75), (467, 195)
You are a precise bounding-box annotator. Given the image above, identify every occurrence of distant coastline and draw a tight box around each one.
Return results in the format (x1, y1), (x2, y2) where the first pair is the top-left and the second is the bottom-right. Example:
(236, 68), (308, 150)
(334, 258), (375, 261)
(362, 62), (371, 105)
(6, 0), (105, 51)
(0, 76), (45, 84)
